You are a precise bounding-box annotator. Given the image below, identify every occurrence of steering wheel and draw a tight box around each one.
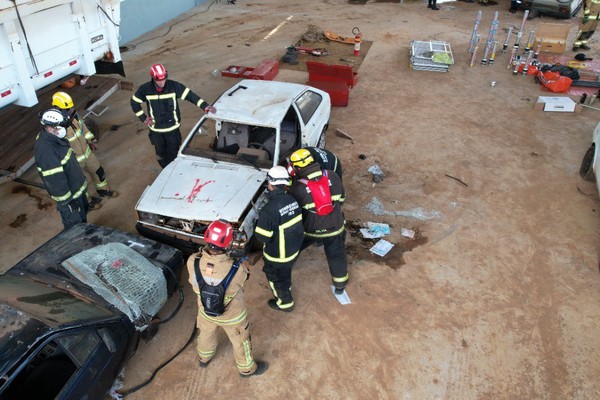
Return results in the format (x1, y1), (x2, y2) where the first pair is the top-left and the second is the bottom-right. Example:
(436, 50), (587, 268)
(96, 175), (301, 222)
(247, 142), (271, 159)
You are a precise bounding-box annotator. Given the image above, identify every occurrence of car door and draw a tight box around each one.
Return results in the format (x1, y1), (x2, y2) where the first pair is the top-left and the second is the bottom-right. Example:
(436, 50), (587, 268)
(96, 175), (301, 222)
(1, 322), (131, 400)
(294, 89), (330, 148)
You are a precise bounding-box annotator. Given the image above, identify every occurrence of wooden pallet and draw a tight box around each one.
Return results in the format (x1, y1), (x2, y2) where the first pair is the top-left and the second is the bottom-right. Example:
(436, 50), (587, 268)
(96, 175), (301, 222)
(0, 75), (127, 184)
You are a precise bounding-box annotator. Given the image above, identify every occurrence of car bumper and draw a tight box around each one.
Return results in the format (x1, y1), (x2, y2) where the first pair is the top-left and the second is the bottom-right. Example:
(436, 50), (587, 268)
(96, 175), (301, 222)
(136, 221), (250, 256)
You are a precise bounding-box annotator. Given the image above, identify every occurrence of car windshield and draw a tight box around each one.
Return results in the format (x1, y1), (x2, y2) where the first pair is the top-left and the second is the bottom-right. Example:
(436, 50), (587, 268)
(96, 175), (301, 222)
(0, 275), (114, 326)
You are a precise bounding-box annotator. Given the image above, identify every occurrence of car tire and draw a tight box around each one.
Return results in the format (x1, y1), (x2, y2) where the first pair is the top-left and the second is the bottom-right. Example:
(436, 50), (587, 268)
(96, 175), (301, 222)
(579, 144), (596, 182)
(317, 129), (327, 149)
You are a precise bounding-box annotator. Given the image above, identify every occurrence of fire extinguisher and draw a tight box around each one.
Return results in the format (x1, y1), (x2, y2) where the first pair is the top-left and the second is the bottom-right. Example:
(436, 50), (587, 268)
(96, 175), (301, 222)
(353, 27), (362, 56)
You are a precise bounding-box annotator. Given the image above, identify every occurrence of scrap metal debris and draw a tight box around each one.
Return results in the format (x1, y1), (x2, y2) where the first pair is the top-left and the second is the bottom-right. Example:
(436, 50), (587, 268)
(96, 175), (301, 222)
(445, 173), (468, 187)
(336, 128), (355, 140)
(301, 24), (326, 42)
(368, 164), (385, 183)
(365, 197), (442, 220)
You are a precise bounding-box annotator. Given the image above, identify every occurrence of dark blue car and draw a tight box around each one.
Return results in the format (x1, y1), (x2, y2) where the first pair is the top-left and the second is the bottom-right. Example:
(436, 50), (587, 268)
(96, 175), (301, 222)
(0, 224), (183, 400)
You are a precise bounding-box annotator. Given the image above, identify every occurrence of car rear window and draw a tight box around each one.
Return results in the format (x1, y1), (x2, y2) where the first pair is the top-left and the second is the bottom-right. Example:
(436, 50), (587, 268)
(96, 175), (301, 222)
(0, 275), (114, 326)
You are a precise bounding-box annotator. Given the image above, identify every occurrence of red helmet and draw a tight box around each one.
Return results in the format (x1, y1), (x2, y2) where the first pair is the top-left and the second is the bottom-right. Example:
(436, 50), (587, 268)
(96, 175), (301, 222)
(150, 64), (168, 80)
(204, 219), (233, 249)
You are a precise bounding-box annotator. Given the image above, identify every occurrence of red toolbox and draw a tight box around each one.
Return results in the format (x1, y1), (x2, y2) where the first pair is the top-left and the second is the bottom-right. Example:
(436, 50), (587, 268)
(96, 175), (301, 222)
(307, 80), (349, 107)
(221, 65), (255, 78)
(306, 61), (358, 88)
(221, 59), (279, 80)
(249, 59), (279, 80)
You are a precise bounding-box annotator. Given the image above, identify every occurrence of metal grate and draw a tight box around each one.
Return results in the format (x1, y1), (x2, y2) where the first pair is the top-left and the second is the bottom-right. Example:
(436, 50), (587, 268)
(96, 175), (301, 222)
(410, 40), (454, 72)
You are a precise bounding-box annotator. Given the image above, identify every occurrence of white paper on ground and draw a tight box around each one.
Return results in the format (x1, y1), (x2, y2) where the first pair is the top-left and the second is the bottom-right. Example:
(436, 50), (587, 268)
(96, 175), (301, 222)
(401, 228), (415, 238)
(331, 285), (351, 304)
(538, 96), (576, 112)
(370, 239), (394, 257)
(359, 222), (390, 239)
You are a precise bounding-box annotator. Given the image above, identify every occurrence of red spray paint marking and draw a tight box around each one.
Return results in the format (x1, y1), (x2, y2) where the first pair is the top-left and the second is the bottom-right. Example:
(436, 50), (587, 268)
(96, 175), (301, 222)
(112, 259), (124, 269)
(187, 179), (215, 203)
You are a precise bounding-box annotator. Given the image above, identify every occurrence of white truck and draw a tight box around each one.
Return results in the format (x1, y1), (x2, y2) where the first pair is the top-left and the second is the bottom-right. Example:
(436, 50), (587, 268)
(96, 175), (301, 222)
(0, 0), (124, 109)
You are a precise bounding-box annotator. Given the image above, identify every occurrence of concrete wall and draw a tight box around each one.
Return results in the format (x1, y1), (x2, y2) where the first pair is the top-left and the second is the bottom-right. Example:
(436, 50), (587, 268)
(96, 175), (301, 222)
(119, 0), (208, 45)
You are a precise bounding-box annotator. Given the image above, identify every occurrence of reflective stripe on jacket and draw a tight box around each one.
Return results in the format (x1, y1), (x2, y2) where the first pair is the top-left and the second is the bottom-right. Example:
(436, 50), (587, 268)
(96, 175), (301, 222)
(130, 79), (209, 132)
(290, 166), (346, 238)
(35, 130), (88, 204)
(186, 249), (249, 325)
(66, 114), (94, 161)
(254, 188), (304, 263)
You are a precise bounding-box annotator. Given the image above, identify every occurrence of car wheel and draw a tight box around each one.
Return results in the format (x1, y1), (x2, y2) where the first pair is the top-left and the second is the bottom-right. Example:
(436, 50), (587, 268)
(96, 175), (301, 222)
(579, 144), (596, 182)
(317, 129), (326, 149)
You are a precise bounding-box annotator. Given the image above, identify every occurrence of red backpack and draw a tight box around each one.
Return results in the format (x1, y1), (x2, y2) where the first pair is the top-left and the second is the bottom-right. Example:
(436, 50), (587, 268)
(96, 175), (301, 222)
(300, 170), (334, 216)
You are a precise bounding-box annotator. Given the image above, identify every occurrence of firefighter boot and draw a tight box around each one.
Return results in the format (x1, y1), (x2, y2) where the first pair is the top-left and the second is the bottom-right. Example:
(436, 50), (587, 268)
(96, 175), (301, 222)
(98, 189), (120, 198)
(268, 299), (294, 313)
(240, 361), (269, 378)
(89, 197), (103, 211)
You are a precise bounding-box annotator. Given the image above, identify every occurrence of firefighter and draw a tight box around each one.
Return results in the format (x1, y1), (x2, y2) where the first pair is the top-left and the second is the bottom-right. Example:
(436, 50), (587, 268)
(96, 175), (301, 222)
(186, 220), (268, 377)
(288, 149), (349, 294)
(35, 109), (89, 229)
(287, 147), (343, 183)
(52, 92), (118, 210)
(130, 64), (217, 168)
(573, 0), (600, 51)
(306, 147), (343, 182)
(254, 166), (303, 312)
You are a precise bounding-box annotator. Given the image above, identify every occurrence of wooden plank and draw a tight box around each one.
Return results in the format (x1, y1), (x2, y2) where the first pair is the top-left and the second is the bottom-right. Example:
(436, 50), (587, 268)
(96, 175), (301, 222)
(0, 75), (124, 182)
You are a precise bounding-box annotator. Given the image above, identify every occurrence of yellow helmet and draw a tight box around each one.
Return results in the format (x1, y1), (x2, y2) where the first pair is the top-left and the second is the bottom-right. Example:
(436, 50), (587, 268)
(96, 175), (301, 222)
(52, 92), (74, 109)
(290, 148), (314, 168)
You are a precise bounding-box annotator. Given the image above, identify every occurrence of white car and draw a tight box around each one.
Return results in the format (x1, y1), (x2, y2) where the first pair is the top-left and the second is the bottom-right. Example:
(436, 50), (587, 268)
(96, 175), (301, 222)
(579, 121), (600, 197)
(135, 79), (331, 253)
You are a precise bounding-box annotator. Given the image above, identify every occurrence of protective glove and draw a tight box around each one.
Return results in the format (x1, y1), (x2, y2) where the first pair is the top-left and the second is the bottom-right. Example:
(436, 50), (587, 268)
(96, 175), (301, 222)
(203, 105), (217, 114)
(67, 199), (81, 213)
(143, 116), (155, 126)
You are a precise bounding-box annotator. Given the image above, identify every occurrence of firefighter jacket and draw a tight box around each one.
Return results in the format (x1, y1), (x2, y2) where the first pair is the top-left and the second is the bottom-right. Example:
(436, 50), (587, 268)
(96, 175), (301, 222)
(186, 248), (249, 325)
(65, 112), (95, 162)
(289, 164), (346, 238)
(34, 129), (88, 205)
(130, 79), (210, 133)
(254, 187), (304, 263)
(306, 147), (343, 179)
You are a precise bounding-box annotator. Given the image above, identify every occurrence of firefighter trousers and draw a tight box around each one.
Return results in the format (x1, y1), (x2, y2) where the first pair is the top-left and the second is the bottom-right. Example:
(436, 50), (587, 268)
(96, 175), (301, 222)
(196, 304), (257, 374)
(80, 153), (110, 197)
(148, 129), (182, 168)
(302, 230), (349, 289)
(56, 195), (88, 230)
(263, 258), (297, 308)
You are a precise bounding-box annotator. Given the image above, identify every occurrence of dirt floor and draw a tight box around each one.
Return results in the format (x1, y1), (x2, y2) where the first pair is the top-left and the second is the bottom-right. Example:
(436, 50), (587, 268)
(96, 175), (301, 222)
(2, 0), (600, 398)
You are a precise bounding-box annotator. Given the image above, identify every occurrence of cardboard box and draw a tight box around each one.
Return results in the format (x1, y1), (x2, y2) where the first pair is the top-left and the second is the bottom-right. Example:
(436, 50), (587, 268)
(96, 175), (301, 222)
(533, 23), (570, 54)
(534, 96), (582, 113)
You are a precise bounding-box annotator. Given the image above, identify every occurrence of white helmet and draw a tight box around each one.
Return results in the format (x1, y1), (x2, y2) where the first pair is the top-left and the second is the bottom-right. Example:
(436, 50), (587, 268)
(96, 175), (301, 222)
(40, 109), (64, 127)
(267, 166), (291, 186)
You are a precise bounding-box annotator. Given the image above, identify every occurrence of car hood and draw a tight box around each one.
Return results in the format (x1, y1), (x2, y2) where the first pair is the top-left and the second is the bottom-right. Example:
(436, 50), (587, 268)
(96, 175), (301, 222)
(136, 156), (267, 222)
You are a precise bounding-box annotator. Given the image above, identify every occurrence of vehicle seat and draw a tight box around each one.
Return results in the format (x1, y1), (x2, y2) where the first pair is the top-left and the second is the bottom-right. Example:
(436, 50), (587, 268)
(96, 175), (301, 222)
(263, 121), (297, 161)
(237, 147), (270, 161)
(216, 122), (249, 154)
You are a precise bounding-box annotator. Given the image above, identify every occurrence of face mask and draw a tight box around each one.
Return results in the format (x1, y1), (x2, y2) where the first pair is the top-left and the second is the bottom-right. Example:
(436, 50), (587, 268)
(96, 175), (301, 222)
(55, 126), (67, 138)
